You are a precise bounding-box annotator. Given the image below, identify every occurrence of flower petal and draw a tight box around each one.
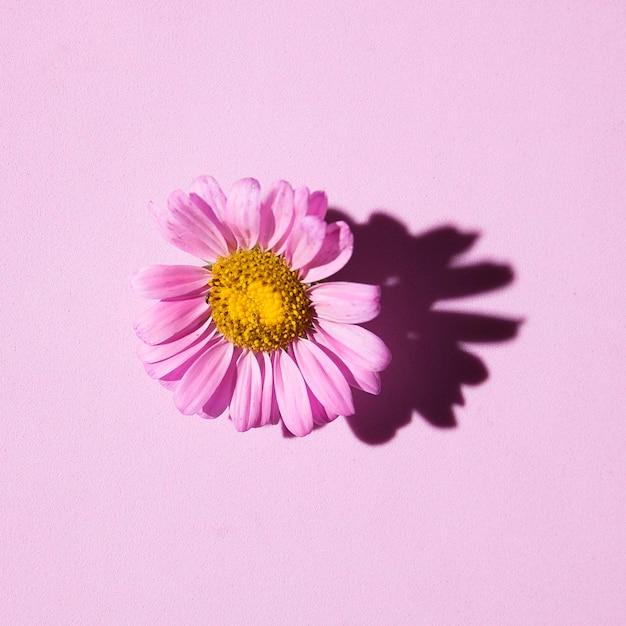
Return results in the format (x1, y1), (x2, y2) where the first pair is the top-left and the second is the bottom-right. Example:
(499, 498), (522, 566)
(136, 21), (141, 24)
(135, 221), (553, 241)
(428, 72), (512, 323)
(313, 319), (392, 373)
(314, 341), (382, 395)
(309, 282), (381, 324)
(134, 297), (210, 345)
(132, 265), (211, 300)
(308, 388), (337, 426)
(201, 355), (238, 418)
(230, 350), (263, 432)
(285, 216), (326, 271)
(293, 187), (310, 220)
(168, 190), (230, 259)
(226, 178), (261, 248)
(258, 352), (279, 426)
(189, 193), (238, 252)
(174, 339), (234, 415)
(144, 326), (217, 379)
(300, 221), (354, 282)
(265, 181), (295, 250)
(149, 200), (215, 260)
(189, 175), (227, 220)
(137, 318), (214, 364)
(292, 338), (354, 417)
(294, 187), (328, 220)
(272, 350), (313, 437)
(307, 191), (328, 220)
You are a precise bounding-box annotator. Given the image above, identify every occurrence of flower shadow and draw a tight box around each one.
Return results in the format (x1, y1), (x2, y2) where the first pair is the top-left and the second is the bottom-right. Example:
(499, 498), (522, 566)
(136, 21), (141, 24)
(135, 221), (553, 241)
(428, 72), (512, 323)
(317, 210), (521, 444)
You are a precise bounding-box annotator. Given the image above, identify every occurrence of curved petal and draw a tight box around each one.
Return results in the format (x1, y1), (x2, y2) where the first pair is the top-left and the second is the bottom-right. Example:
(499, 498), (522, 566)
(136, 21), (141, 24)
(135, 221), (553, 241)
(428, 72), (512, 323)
(144, 326), (217, 379)
(312, 340), (383, 395)
(272, 350), (313, 437)
(293, 187), (310, 221)
(258, 352), (279, 426)
(132, 265), (211, 300)
(285, 216), (326, 271)
(346, 364), (382, 395)
(313, 319), (391, 373)
(189, 193), (237, 252)
(226, 178), (261, 249)
(309, 282), (381, 324)
(300, 221), (354, 282)
(292, 338), (354, 417)
(168, 190), (230, 259)
(265, 181), (295, 251)
(148, 200), (215, 260)
(189, 175), (227, 220)
(293, 187), (328, 220)
(201, 355), (238, 418)
(174, 339), (234, 415)
(307, 191), (328, 220)
(199, 406), (229, 421)
(230, 350), (263, 432)
(308, 388), (337, 426)
(137, 318), (214, 364)
(134, 297), (210, 345)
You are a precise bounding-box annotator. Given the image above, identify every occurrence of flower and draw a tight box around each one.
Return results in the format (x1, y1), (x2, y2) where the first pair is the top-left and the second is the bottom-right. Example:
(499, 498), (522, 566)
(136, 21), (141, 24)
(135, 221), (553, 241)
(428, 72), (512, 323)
(132, 177), (391, 436)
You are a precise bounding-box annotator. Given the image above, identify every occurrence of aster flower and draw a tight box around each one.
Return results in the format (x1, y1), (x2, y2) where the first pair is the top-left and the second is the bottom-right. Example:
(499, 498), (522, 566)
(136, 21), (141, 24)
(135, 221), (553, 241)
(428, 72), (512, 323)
(132, 177), (391, 436)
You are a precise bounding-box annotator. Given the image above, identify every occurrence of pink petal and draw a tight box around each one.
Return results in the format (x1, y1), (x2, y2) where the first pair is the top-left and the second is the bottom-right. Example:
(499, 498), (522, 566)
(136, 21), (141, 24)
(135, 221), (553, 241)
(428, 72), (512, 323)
(321, 343), (382, 394)
(347, 364), (382, 395)
(272, 350), (313, 437)
(189, 175), (227, 220)
(309, 282), (381, 324)
(189, 193), (238, 252)
(291, 338), (354, 417)
(137, 318), (214, 364)
(168, 190), (230, 259)
(293, 188), (328, 220)
(307, 191), (328, 220)
(144, 328), (217, 380)
(201, 356), (239, 418)
(226, 178), (261, 248)
(199, 406), (229, 421)
(308, 389), (337, 426)
(293, 187), (310, 220)
(230, 350), (263, 432)
(300, 221), (354, 282)
(149, 200), (215, 260)
(265, 181), (295, 250)
(285, 216), (326, 271)
(132, 265), (211, 300)
(173, 339), (234, 415)
(134, 297), (210, 345)
(313, 319), (392, 373)
(258, 352), (279, 426)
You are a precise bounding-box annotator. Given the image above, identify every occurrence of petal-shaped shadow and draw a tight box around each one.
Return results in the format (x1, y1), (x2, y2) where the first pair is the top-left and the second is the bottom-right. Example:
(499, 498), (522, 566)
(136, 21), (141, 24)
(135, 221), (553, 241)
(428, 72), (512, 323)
(326, 210), (521, 444)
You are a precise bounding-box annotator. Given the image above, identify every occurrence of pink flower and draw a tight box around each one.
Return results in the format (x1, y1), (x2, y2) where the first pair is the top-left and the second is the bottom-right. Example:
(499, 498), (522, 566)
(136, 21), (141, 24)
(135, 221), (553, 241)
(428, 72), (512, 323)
(132, 177), (391, 436)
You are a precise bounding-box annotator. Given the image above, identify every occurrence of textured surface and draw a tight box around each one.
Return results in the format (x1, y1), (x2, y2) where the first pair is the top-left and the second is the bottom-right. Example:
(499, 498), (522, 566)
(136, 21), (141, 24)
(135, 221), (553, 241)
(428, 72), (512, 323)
(2, 2), (625, 623)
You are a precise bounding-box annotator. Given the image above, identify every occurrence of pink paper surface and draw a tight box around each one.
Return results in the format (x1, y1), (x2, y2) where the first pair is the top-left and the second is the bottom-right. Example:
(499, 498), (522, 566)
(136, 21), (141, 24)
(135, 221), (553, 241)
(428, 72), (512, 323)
(2, 2), (625, 623)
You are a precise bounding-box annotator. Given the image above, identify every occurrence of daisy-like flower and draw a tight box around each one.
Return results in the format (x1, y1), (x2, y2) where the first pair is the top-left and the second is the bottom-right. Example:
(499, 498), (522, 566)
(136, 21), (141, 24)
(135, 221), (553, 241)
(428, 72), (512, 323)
(132, 177), (391, 436)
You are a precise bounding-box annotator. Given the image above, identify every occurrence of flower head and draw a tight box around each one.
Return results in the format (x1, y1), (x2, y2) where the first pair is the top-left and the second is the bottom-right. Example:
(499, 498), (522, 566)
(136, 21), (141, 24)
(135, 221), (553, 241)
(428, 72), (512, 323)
(132, 177), (391, 436)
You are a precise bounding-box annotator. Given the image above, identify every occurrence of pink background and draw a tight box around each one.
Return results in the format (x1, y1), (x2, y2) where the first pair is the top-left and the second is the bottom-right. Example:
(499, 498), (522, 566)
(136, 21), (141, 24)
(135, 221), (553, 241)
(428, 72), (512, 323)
(2, 2), (625, 623)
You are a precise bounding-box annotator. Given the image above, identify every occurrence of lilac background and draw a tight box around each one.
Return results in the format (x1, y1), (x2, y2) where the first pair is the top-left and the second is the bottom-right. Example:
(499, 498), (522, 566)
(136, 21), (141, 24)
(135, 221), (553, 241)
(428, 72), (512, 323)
(2, 2), (625, 623)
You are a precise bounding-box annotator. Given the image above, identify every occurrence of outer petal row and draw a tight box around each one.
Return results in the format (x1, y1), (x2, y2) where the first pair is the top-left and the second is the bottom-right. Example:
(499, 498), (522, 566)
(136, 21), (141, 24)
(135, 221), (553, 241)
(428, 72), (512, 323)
(310, 319), (392, 395)
(134, 297), (211, 346)
(309, 282), (381, 323)
(132, 265), (211, 300)
(149, 178), (349, 277)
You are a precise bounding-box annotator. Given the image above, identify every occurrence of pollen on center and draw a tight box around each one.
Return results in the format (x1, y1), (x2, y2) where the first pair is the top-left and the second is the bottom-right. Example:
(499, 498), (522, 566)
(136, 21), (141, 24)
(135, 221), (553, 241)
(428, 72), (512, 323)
(208, 248), (312, 352)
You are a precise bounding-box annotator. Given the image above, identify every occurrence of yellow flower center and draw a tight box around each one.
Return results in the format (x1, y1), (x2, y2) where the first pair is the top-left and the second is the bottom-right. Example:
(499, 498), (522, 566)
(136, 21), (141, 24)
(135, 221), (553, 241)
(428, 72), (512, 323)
(208, 248), (312, 352)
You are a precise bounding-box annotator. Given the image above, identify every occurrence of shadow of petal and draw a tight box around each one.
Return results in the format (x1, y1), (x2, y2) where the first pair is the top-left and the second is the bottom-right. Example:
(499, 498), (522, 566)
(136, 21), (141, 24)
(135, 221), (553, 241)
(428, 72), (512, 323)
(324, 210), (521, 444)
